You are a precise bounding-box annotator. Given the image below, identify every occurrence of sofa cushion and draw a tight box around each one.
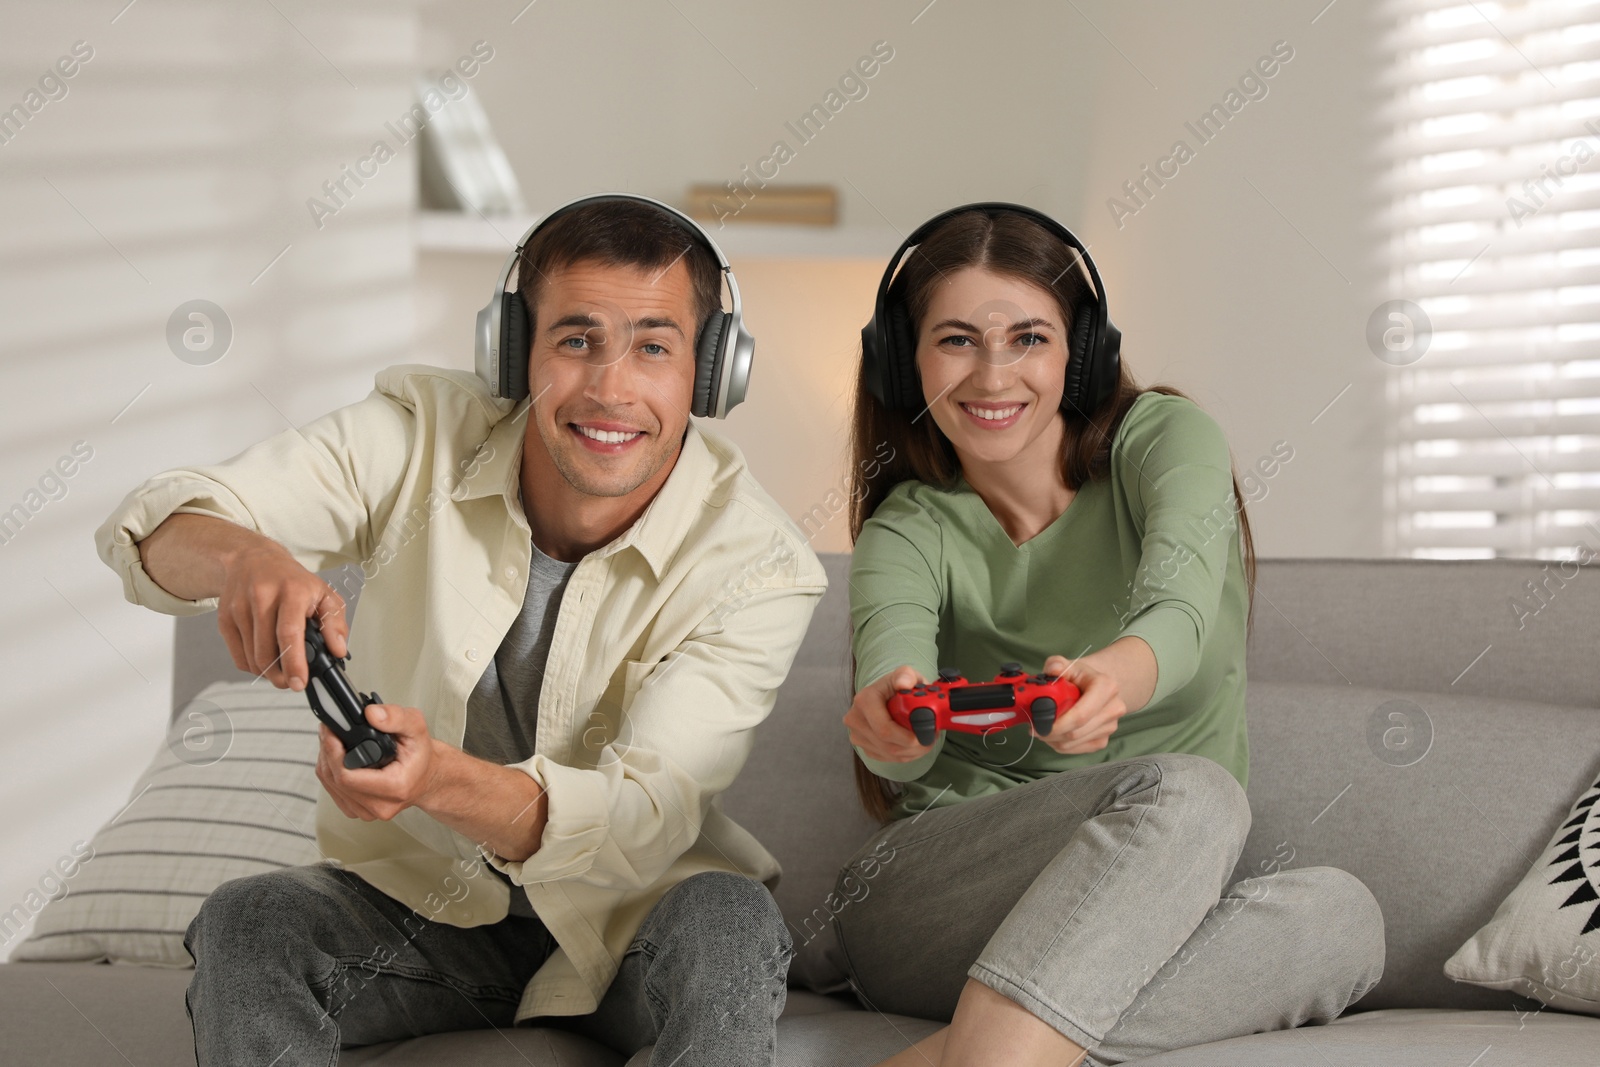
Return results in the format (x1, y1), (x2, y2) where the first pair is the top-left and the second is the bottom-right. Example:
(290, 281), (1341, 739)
(1229, 680), (1600, 1014)
(0, 961), (199, 1066)
(717, 553), (887, 977)
(623, 1003), (945, 1067)
(1444, 770), (1600, 1014)
(12, 680), (322, 966)
(0, 960), (623, 1066)
(1128, 1007), (1600, 1067)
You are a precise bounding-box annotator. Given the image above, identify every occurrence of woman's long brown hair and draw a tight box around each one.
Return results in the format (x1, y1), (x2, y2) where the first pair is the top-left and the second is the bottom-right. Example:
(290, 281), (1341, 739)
(846, 207), (1258, 824)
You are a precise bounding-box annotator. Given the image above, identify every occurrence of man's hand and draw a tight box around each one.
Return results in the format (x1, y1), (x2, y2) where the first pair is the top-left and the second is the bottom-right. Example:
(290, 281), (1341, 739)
(1032, 654), (1130, 755)
(315, 704), (439, 821)
(217, 537), (349, 692)
(844, 665), (931, 762)
(315, 704), (550, 863)
(136, 513), (350, 692)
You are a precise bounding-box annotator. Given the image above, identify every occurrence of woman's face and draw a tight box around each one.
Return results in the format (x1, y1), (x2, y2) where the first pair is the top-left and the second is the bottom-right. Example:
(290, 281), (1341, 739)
(914, 266), (1069, 468)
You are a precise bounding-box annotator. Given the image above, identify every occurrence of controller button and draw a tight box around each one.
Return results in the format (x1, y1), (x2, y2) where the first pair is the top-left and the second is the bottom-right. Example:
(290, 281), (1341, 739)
(999, 661), (1023, 676)
(938, 667), (961, 682)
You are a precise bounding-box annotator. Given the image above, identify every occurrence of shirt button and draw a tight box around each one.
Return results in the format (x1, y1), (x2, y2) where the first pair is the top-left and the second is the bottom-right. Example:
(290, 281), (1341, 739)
(503, 566), (518, 582)
(465, 648), (480, 661)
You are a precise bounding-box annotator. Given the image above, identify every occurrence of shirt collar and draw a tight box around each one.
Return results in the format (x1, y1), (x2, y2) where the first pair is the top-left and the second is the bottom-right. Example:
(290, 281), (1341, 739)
(454, 402), (720, 580)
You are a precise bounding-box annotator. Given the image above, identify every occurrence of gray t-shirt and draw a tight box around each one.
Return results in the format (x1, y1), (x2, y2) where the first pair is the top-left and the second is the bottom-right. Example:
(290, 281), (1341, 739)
(461, 535), (578, 918)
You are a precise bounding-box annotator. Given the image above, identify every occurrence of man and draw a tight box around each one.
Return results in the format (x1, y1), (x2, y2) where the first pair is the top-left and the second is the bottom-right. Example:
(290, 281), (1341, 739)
(94, 197), (827, 1065)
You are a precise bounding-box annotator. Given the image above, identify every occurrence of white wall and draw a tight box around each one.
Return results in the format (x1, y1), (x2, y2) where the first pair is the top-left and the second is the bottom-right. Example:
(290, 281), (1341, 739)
(0, 0), (421, 958)
(1074, 1), (1389, 558)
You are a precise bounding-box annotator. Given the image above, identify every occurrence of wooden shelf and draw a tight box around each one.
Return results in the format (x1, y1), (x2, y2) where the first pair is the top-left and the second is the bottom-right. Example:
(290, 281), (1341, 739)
(415, 210), (902, 260)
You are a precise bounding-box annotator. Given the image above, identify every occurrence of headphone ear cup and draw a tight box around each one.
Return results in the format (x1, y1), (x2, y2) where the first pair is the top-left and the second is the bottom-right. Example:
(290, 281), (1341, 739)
(1097, 320), (1122, 409)
(503, 291), (530, 401)
(885, 302), (920, 411)
(1063, 310), (1094, 415)
(693, 311), (730, 418)
(860, 321), (887, 406)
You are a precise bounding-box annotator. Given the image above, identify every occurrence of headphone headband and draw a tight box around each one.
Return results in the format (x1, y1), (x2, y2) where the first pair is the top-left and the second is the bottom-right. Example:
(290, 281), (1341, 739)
(475, 192), (754, 419)
(861, 201), (1120, 417)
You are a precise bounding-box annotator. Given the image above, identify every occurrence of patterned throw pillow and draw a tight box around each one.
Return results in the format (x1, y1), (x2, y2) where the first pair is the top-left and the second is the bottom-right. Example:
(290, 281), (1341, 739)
(1444, 770), (1600, 1014)
(10, 680), (324, 967)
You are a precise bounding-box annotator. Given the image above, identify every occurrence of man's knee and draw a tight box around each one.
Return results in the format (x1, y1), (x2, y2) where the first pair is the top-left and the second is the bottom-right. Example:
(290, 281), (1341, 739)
(186, 865), (341, 969)
(653, 871), (793, 984)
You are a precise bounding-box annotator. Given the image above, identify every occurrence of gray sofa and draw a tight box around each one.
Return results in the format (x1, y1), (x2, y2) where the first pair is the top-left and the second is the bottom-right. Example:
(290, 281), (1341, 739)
(4, 554), (1598, 1065)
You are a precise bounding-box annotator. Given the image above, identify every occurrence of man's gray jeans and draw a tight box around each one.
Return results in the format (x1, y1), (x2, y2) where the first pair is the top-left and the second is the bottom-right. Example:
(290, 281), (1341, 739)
(814, 752), (1387, 1065)
(183, 863), (794, 1066)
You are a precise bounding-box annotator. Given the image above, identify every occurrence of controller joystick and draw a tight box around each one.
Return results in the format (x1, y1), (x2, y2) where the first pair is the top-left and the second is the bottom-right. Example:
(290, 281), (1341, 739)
(303, 615), (398, 770)
(909, 706), (938, 747)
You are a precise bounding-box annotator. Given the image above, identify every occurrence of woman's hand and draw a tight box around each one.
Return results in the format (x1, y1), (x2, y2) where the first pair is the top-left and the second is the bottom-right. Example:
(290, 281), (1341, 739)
(1032, 654), (1130, 755)
(844, 665), (932, 763)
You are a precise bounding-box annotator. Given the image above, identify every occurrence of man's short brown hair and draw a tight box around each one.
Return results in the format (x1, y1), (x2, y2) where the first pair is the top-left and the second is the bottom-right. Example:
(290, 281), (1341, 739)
(515, 199), (723, 344)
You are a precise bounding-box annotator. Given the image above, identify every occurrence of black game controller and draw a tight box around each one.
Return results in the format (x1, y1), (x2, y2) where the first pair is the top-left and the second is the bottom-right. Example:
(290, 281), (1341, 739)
(303, 615), (397, 770)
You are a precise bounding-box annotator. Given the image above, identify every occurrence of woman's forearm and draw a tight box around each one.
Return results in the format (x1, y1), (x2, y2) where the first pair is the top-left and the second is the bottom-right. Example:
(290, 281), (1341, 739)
(1079, 635), (1159, 713)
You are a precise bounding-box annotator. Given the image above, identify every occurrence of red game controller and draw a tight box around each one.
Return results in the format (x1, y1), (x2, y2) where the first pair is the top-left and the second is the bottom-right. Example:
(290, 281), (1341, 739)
(888, 663), (1081, 747)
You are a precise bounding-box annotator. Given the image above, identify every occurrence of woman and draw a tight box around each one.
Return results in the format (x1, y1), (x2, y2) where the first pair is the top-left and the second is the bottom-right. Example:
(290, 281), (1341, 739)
(826, 203), (1385, 1067)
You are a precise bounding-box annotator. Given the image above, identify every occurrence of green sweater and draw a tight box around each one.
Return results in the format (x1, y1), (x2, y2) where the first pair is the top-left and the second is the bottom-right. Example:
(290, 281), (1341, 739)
(849, 391), (1250, 822)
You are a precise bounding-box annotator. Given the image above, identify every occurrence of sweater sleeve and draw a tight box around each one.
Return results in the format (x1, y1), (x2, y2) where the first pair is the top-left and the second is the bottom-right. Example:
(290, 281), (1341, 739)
(1112, 394), (1239, 709)
(846, 487), (948, 783)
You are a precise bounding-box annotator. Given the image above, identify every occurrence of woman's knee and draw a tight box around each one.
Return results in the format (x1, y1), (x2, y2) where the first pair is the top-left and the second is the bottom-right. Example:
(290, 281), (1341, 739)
(1137, 752), (1252, 842)
(1313, 867), (1385, 993)
(1272, 866), (1386, 1000)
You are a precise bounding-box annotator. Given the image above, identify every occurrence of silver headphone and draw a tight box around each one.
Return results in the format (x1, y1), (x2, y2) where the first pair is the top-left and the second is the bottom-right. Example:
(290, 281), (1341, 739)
(473, 192), (755, 419)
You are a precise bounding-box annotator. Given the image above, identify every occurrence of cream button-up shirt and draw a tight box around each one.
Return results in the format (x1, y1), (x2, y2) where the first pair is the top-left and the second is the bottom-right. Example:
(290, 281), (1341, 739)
(93, 364), (827, 1020)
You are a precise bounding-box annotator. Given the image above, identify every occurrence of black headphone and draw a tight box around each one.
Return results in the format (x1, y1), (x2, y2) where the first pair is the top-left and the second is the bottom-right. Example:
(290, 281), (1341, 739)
(860, 202), (1121, 416)
(474, 192), (755, 419)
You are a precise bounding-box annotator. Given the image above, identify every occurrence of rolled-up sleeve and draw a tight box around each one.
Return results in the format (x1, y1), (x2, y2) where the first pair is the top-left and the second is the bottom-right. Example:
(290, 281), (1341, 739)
(1113, 396), (1239, 709)
(846, 491), (947, 784)
(486, 561), (826, 892)
(94, 388), (415, 615)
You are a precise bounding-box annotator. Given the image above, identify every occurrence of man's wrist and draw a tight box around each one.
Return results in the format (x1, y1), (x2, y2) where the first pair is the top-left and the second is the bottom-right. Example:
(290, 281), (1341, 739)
(416, 737), (462, 814)
(413, 741), (547, 863)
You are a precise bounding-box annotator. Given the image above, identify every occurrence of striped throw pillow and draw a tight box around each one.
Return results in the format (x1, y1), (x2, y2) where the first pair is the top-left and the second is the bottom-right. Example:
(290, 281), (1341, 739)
(11, 680), (324, 967)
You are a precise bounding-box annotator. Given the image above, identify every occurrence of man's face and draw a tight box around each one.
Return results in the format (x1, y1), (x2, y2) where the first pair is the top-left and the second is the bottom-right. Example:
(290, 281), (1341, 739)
(526, 258), (702, 498)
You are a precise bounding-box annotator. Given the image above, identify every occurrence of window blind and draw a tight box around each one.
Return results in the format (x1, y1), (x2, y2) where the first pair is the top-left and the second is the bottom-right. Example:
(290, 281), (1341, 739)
(1379, 0), (1600, 559)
